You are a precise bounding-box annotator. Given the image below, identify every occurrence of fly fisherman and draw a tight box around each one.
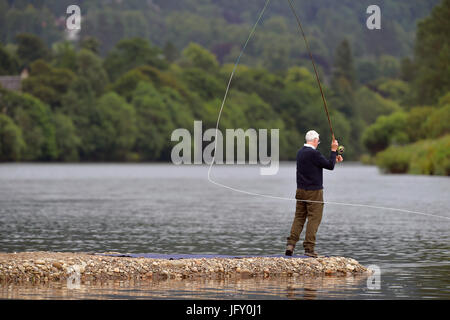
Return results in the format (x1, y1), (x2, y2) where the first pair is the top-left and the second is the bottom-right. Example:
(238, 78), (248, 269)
(285, 130), (343, 257)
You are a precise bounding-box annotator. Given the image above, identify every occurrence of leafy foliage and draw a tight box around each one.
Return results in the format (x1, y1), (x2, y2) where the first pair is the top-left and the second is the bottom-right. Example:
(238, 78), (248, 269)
(0, 1), (447, 175)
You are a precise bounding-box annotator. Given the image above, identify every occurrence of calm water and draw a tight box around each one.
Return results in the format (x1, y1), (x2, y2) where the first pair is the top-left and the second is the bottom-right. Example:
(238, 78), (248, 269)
(0, 162), (449, 299)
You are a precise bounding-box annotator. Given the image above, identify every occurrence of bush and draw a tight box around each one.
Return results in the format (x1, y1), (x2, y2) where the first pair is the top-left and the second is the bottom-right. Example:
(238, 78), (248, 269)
(362, 111), (408, 155)
(376, 134), (450, 175)
(375, 146), (411, 173)
(423, 104), (450, 138)
(409, 136), (450, 175)
(360, 154), (375, 165)
(405, 106), (433, 141)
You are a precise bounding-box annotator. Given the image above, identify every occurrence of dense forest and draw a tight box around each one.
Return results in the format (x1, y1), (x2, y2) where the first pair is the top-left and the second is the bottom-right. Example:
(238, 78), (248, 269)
(0, 0), (449, 175)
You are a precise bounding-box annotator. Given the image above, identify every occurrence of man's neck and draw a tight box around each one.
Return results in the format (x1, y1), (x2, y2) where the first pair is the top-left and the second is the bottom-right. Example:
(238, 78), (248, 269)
(304, 143), (316, 150)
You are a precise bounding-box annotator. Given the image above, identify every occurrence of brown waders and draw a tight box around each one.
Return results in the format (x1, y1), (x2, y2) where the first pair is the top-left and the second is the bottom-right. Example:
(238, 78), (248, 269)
(286, 188), (324, 253)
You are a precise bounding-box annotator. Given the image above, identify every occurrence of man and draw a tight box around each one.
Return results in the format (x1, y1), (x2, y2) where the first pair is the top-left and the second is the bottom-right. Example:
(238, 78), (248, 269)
(285, 130), (343, 257)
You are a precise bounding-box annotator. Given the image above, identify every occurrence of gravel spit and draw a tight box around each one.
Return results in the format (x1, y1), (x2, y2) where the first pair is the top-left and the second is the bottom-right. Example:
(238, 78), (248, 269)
(0, 252), (371, 284)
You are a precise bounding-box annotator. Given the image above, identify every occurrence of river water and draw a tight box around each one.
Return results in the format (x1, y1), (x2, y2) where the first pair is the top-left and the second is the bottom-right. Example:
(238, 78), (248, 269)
(0, 162), (449, 299)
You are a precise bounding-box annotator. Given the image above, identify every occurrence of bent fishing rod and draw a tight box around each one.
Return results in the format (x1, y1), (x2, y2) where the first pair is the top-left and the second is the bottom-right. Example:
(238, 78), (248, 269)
(286, 0), (345, 155)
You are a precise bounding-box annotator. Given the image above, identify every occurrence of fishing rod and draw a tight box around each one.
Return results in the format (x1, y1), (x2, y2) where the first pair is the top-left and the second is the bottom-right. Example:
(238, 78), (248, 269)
(286, 0), (345, 155)
(206, 0), (450, 222)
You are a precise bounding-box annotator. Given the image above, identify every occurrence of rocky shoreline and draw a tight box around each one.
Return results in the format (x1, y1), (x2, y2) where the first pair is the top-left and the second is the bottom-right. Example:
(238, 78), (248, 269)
(0, 252), (371, 284)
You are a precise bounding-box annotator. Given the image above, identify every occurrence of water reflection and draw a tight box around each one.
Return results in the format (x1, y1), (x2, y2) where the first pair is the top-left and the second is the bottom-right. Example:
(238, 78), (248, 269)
(0, 275), (371, 300)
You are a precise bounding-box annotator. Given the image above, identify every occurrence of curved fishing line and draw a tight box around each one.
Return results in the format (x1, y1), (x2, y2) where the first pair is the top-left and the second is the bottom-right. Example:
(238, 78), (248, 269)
(207, 0), (271, 180)
(206, 0), (450, 222)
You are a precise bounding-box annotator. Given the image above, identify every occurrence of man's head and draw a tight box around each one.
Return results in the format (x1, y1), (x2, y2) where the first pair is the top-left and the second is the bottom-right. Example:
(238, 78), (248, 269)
(305, 130), (320, 148)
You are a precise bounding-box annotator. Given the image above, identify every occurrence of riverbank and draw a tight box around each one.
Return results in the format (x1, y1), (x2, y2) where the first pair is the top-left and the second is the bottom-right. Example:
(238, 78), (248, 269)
(0, 252), (371, 284)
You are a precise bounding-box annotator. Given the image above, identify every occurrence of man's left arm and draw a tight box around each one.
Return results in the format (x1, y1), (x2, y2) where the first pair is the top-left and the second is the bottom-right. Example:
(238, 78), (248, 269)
(315, 150), (337, 170)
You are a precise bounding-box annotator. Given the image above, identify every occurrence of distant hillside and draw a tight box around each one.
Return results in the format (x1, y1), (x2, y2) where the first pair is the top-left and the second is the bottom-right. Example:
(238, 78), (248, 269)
(0, 0), (440, 74)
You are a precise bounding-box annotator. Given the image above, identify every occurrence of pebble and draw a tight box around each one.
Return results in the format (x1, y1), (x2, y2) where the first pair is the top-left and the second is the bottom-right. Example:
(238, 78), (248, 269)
(52, 262), (63, 270)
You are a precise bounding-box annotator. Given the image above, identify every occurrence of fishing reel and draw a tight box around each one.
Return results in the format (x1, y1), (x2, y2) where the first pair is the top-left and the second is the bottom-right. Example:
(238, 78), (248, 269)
(332, 136), (345, 155)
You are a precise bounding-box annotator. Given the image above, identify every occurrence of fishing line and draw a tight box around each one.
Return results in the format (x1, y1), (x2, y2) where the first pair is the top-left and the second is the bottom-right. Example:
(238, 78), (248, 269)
(206, 0), (450, 222)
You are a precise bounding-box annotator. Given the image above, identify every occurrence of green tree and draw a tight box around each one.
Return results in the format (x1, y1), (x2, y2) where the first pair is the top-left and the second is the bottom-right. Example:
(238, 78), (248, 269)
(0, 0), (7, 43)
(52, 41), (77, 71)
(226, 66), (284, 110)
(331, 39), (356, 89)
(330, 40), (358, 118)
(158, 86), (194, 130)
(0, 114), (25, 161)
(181, 42), (219, 72)
(0, 44), (20, 75)
(0, 88), (57, 160)
(163, 41), (179, 63)
(104, 38), (167, 82)
(414, 0), (450, 104)
(87, 92), (137, 161)
(122, 11), (149, 40)
(373, 79), (410, 105)
(356, 59), (380, 85)
(80, 36), (101, 54)
(80, 7), (125, 55)
(378, 55), (400, 79)
(131, 82), (176, 161)
(15, 33), (49, 67)
(60, 79), (97, 160)
(53, 113), (80, 161)
(181, 67), (224, 101)
(329, 39), (365, 158)
(110, 69), (150, 102)
(329, 76), (356, 118)
(76, 49), (109, 96)
(279, 70), (322, 135)
(355, 86), (401, 124)
(400, 57), (415, 82)
(22, 59), (76, 108)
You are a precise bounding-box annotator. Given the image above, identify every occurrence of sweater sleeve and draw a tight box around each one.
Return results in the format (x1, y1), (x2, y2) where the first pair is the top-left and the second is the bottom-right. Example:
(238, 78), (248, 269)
(314, 150), (337, 170)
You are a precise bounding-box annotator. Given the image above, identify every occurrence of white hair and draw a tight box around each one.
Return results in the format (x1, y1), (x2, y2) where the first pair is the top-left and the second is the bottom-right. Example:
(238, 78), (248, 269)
(305, 130), (319, 142)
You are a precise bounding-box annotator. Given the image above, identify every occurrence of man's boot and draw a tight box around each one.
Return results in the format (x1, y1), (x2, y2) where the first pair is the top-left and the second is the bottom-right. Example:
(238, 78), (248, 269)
(285, 244), (295, 256)
(304, 250), (318, 258)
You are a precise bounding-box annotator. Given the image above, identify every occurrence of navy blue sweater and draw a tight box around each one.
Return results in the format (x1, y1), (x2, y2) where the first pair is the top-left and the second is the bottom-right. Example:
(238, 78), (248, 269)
(296, 146), (337, 190)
